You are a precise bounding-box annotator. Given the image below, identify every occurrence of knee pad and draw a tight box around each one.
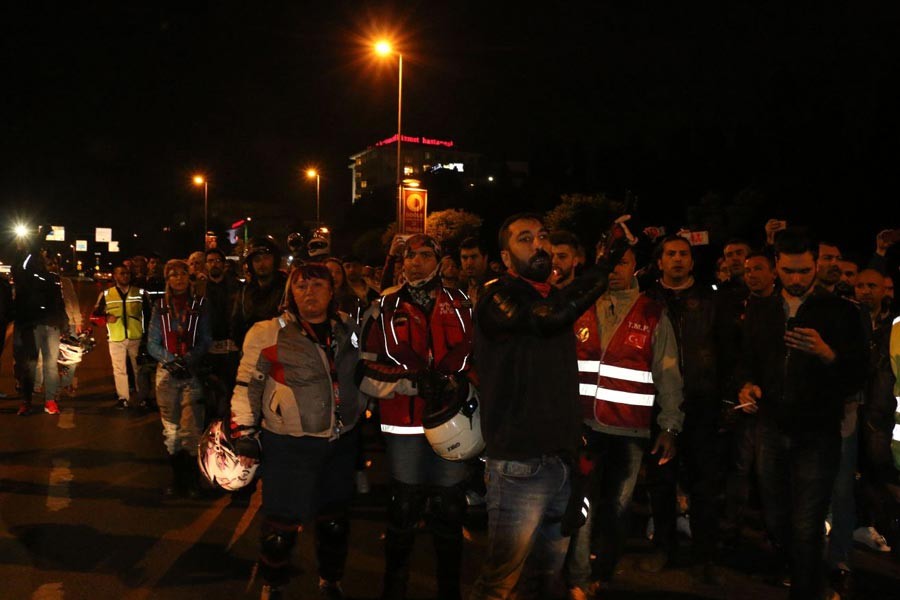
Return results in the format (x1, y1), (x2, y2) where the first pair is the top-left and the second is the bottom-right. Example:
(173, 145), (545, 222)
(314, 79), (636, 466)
(387, 481), (426, 531)
(261, 518), (299, 563)
(430, 484), (467, 530)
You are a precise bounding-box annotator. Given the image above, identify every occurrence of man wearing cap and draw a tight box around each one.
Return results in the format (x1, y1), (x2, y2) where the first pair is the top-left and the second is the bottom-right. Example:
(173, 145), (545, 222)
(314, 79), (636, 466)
(357, 234), (474, 600)
(342, 254), (379, 306)
(232, 236), (288, 349)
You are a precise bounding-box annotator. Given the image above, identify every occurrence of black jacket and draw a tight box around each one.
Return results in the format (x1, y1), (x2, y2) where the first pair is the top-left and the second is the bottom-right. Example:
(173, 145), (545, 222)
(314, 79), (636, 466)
(231, 270), (289, 349)
(646, 281), (723, 411)
(736, 289), (866, 433)
(474, 269), (611, 461)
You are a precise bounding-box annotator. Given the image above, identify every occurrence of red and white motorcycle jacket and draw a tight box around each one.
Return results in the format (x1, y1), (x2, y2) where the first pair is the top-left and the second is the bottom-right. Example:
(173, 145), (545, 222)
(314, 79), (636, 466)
(358, 283), (473, 435)
(574, 293), (663, 432)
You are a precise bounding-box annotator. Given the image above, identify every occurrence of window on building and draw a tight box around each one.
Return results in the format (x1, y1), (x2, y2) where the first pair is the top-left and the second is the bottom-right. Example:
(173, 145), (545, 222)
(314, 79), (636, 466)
(360, 180), (367, 189)
(403, 166), (414, 176)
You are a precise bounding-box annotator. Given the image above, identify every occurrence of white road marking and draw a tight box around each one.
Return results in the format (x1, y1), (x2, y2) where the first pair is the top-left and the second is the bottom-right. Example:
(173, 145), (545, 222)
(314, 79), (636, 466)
(226, 484), (263, 552)
(31, 582), (64, 599)
(123, 494), (231, 600)
(46, 458), (73, 512)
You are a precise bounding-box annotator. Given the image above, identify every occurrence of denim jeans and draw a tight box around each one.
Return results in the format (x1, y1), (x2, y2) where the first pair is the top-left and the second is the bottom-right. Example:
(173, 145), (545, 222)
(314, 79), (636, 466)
(723, 413), (759, 540)
(756, 419), (841, 599)
(826, 417), (858, 568)
(566, 431), (646, 587)
(384, 433), (468, 487)
(469, 455), (570, 600)
(155, 367), (204, 456)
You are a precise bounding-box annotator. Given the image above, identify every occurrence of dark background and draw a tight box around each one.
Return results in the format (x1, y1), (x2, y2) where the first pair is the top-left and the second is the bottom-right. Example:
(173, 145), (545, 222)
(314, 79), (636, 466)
(2, 1), (899, 262)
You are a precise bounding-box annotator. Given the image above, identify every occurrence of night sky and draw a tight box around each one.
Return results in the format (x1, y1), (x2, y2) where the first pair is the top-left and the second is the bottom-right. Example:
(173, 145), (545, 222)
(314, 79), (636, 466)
(3, 2), (899, 261)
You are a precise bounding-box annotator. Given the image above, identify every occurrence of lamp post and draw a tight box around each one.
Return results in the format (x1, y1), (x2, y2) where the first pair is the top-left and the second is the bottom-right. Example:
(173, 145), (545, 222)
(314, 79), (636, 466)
(375, 40), (404, 232)
(306, 169), (321, 226)
(192, 174), (208, 245)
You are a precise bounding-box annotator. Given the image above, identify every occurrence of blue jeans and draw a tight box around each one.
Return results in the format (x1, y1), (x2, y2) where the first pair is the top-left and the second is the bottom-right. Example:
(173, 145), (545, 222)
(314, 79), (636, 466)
(469, 455), (570, 600)
(384, 433), (468, 486)
(756, 420), (841, 599)
(826, 416), (858, 568)
(566, 431), (646, 587)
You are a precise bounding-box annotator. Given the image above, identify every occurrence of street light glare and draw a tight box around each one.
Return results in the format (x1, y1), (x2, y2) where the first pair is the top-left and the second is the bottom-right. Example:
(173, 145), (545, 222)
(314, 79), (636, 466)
(306, 169), (318, 179)
(375, 40), (392, 56)
(14, 224), (29, 238)
(193, 175), (205, 185)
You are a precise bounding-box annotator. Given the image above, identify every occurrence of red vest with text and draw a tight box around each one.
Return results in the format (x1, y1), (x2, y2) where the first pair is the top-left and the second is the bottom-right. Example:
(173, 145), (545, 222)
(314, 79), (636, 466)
(574, 294), (662, 430)
(363, 286), (473, 434)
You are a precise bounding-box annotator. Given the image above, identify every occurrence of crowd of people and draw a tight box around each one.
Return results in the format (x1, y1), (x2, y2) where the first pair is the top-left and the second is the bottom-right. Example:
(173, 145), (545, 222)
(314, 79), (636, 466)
(2, 215), (899, 600)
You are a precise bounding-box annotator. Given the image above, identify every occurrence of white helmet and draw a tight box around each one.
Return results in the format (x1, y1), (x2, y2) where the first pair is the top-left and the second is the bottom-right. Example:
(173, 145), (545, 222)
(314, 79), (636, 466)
(58, 335), (85, 366)
(423, 380), (485, 461)
(197, 420), (260, 491)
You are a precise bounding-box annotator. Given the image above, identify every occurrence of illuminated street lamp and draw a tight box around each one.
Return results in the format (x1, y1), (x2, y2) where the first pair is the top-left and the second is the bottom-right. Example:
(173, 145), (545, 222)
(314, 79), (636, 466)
(306, 168), (321, 226)
(192, 174), (208, 245)
(374, 39), (404, 231)
(14, 224), (30, 238)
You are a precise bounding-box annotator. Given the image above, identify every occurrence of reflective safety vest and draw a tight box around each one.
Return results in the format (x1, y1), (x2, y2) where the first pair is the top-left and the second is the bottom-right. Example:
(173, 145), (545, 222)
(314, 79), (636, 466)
(157, 296), (205, 356)
(103, 286), (146, 342)
(361, 286), (473, 435)
(574, 294), (662, 431)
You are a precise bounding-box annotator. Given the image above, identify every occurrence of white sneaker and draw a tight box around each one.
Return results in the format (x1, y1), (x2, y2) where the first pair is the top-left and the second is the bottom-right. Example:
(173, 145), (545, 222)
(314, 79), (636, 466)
(852, 526), (891, 552)
(676, 514), (693, 539)
(824, 519), (832, 537)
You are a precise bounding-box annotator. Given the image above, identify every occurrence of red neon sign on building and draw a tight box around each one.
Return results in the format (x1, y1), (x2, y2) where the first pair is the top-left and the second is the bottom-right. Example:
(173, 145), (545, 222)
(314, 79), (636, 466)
(374, 134), (454, 148)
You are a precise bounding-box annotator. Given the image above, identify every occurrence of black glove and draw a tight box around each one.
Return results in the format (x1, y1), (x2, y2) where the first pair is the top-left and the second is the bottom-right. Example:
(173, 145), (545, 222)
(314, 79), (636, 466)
(416, 369), (451, 402)
(595, 236), (630, 273)
(163, 357), (191, 379)
(233, 434), (261, 460)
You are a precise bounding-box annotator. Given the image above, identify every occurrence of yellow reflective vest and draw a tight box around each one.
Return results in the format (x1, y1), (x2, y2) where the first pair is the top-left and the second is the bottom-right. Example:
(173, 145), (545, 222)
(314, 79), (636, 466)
(101, 286), (146, 342)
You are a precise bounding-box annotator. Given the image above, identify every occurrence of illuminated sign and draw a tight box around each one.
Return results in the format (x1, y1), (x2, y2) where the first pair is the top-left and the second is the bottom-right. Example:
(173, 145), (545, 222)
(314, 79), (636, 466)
(429, 162), (465, 173)
(75, 240), (88, 252)
(375, 134), (454, 148)
(108, 241), (120, 253)
(400, 187), (428, 234)
(45, 226), (65, 241)
(95, 227), (112, 242)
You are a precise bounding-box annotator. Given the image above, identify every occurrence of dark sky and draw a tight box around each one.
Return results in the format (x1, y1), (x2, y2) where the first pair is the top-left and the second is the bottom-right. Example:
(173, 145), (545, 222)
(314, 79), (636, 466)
(3, 1), (899, 258)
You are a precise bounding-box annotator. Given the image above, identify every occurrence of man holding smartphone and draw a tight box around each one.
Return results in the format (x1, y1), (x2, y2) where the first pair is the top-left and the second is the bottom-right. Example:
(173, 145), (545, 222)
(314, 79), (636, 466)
(735, 229), (866, 598)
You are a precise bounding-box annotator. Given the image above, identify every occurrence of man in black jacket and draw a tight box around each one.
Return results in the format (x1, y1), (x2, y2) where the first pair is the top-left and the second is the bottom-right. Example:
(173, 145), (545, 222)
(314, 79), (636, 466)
(469, 213), (619, 600)
(736, 229), (866, 599)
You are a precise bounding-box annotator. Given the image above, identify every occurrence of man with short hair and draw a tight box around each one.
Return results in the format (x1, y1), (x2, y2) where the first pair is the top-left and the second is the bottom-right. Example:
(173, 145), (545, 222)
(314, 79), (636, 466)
(744, 251), (777, 297)
(836, 257), (861, 299)
(91, 263), (151, 409)
(722, 239), (752, 286)
(342, 254), (379, 305)
(816, 241), (843, 293)
(736, 229), (866, 598)
(204, 248), (240, 423)
(232, 237), (288, 349)
(550, 231), (584, 289)
(459, 237), (490, 303)
(470, 214), (621, 600)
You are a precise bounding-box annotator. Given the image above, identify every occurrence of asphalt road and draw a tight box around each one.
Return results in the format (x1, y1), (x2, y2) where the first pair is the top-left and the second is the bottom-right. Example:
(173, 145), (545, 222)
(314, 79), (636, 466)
(0, 280), (898, 599)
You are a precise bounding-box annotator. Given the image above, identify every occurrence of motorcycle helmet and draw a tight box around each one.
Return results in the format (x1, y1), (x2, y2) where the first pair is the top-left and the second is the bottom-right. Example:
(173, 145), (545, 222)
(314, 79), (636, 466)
(58, 335), (84, 366)
(197, 420), (260, 491)
(423, 379), (485, 461)
(243, 236), (282, 274)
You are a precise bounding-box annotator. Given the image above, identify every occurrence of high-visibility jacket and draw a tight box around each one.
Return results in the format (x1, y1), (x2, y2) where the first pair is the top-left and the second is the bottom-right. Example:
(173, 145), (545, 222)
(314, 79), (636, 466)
(575, 294), (662, 431)
(358, 284), (473, 435)
(95, 286), (147, 342)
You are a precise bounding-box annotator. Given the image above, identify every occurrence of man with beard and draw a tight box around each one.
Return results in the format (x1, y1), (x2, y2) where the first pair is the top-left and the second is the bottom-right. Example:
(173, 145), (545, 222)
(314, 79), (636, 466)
(735, 229), (865, 598)
(357, 234), (474, 600)
(468, 214), (625, 600)
(232, 237), (288, 350)
(550, 230), (584, 290)
(816, 240), (843, 293)
(566, 241), (683, 598)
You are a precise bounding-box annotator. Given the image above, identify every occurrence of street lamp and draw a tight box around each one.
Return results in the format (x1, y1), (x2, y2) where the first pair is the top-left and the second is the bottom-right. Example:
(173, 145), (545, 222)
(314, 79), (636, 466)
(306, 168), (321, 226)
(192, 174), (208, 245)
(375, 40), (404, 231)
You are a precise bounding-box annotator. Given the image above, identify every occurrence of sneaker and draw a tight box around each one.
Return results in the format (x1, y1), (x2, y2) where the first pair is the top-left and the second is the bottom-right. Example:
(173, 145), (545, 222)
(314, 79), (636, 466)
(318, 578), (344, 599)
(114, 398), (128, 410)
(825, 519), (832, 536)
(677, 513), (693, 538)
(260, 584), (282, 600)
(852, 526), (892, 552)
(17, 402), (31, 416)
(44, 400), (60, 415)
(355, 470), (370, 494)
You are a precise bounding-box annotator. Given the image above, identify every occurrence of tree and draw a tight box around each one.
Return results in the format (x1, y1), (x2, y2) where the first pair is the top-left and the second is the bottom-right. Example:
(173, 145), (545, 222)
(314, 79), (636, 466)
(425, 209), (483, 252)
(544, 193), (624, 253)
